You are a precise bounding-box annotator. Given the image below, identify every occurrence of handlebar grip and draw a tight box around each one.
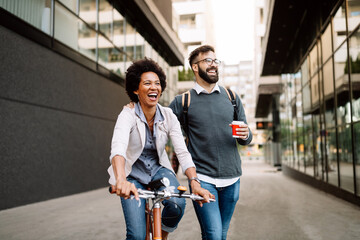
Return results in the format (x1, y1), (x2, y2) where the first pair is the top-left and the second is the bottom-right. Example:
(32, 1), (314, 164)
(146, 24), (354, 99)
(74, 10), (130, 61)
(109, 186), (116, 194)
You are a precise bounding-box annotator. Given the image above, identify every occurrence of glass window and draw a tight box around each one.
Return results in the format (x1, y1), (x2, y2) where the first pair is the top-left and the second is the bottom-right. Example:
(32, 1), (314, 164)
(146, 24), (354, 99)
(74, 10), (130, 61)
(144, 41), (152, 58)
(313, 114), (324, 180)
(99, 0), (113, 40)
(0, 0), (51, 34)
(326, 128), (338, 186)
(310, 43), (319, 77)
(322, 23), (333, 62)
(113, 10), (125, 48)
(294, 122), (306, 172)
(338, 124), (354, 193)
(323, 59), (336, 128)
(349, 28), (360, 122)
(354, 122), (360, 196)
(333, 2), (347, 50)
(98, 35), (125, 77)
(301, 57), (310, 86)
(303, 114), (314, 176)
(295, 71), (302, 94)
(54, 2), (79, 50)
(125, 22), (136, 61)
(79, 0), (96, 29)
(311, 74), (320, 109)
(78, 21), (97, 61)
(58, 0), (77, 13)
(334, 42), (351, 125)
(347, 0), (360, 34)
(323, 59), (335, 99)
(134, 30), (145, 60)
(296, 107), (305, 172)
(303, 82), (311, 113)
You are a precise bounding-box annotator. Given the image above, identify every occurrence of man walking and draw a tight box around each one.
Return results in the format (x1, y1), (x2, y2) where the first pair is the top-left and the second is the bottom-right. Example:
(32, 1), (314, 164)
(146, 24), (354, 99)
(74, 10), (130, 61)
(169, 45), (252, 240)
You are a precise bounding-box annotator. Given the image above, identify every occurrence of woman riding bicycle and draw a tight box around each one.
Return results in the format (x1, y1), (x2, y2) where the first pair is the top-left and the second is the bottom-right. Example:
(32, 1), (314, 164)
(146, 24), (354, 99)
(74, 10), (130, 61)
(107, 58), (212, 240)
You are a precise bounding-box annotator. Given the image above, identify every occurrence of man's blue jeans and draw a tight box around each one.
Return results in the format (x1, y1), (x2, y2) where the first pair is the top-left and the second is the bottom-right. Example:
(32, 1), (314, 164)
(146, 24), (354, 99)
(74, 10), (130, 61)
(120, 167), (186, 240)
(192, 179), (240, 240)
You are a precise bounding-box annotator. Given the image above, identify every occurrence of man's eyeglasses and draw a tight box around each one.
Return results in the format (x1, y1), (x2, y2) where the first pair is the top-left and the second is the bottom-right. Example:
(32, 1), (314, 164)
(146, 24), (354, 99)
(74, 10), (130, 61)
(194, 58), (221, 65)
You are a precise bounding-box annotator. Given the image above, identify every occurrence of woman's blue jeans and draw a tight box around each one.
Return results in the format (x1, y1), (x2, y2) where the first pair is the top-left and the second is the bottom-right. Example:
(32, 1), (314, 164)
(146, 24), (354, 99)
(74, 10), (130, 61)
(120, 167), (186, 240)
(192, 179), (240, 240)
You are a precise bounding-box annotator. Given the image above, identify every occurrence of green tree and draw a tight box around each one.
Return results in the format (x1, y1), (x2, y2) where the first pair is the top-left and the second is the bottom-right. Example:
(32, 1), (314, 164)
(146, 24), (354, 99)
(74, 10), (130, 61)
(178, 68), (195, 82)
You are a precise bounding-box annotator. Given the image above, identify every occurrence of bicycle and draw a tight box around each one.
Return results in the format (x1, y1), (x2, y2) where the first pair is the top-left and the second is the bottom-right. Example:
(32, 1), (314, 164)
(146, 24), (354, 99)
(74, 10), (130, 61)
(109, 177), (215, 240)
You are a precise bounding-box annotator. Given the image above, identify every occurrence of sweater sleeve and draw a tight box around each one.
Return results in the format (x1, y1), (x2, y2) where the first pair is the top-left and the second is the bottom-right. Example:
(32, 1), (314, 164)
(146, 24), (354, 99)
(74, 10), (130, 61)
(235, 94), (253, 145)
(168, 95), (184, 126)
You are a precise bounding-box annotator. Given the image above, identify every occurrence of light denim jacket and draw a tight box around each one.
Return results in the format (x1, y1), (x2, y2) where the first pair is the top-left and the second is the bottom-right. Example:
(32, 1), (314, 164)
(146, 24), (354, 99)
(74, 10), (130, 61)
(107, 104), (195, 185)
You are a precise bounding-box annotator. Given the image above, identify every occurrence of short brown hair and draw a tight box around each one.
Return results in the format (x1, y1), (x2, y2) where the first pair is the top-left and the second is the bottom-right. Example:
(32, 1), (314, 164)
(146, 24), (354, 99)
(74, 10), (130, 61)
(188, 45), (215, 67)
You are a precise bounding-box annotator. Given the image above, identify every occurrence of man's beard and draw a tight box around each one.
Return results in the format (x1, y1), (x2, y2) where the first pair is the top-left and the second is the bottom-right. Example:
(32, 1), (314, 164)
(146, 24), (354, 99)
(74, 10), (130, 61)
(198, 65), (218, 84)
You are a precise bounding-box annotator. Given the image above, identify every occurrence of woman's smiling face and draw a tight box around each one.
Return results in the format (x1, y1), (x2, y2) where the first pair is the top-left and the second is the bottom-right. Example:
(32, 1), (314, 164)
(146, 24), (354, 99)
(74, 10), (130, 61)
(134, 72), (162, 108)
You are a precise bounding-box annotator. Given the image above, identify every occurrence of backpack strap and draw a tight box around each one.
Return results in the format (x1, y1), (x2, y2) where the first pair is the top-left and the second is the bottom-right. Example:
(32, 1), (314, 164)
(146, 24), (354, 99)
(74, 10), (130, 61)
(224, 88), (238, 121)
(181, 91), (191, 140)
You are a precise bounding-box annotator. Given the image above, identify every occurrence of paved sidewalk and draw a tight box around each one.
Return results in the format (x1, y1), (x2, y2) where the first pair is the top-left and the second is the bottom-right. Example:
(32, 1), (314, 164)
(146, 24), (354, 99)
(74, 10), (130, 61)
(1, 161), (360, 240)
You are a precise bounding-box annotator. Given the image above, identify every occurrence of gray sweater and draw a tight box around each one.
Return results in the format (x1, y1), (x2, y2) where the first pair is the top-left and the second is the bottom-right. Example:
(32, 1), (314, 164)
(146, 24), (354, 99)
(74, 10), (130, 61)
(169, 86), (252, 178)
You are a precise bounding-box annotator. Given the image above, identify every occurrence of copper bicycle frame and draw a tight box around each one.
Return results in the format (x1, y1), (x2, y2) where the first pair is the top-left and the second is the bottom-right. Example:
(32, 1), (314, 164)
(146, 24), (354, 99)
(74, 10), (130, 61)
(145, 198), (162, 240)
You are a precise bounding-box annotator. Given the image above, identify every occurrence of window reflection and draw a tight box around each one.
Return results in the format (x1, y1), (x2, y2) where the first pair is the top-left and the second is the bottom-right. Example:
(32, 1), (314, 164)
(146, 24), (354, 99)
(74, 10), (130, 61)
(313, 114), (324, 180)
(58, 0), (77, 13)
(0, 0), (51, 34)
(125, 22), (136, 60)
(98, 35), (125, 77)
(113, 10), (125, 47)
(78, 22), (97, 61)
(323, 59), (336, 128)
(349, 28), (360, 122)
(144, 41), (153, 58)
(354, 122), (360, 196)
(333, 2), (347, 50)
(326, 128), (338, 186)
(322, 23), (333, 62)
(334, 42), (352, 125)
(301, 58), (310, 86)
(311, 74), (320, 109)
(99, 0), (113, 40)
(303, 114), (314, 176)
(55, 2), (79, 50)
(135, 34), (145, 60)
(310, 44), (319, 77)
(338, 125), (354, 193)
(79, 0), (96, 30)
(303, 83), (311, 113)
(347, 0), (360, 34)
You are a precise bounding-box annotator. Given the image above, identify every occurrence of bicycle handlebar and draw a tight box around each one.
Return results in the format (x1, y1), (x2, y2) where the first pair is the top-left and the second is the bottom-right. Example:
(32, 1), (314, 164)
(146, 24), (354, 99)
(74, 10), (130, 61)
(109, 186), (215, 202)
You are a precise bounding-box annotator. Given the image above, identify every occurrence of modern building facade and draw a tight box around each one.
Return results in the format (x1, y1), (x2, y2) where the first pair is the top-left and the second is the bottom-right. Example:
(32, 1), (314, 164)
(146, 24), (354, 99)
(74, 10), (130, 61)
(257, 0), (360, 205)
(172, 0), (215, 93)
(0, 0), (184, 210)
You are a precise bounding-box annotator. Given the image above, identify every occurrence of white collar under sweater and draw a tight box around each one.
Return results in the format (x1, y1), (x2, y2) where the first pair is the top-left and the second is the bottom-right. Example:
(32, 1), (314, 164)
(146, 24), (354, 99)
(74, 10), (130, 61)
(193, 82), (220, 94)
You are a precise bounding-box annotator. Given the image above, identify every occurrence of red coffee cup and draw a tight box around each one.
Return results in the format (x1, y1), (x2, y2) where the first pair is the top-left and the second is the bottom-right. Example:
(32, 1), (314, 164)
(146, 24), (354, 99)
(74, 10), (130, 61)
(232, 121), (244, 138)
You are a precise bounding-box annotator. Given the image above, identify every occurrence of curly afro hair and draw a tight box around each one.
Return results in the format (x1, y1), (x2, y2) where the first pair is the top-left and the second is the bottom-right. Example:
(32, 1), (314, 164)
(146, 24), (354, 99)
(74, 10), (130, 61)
(125, 58), (167, 103)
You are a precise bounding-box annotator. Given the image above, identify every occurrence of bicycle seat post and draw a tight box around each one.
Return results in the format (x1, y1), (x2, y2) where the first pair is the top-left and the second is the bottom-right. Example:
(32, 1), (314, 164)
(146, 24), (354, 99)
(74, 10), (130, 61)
(153, 202), (162, 239)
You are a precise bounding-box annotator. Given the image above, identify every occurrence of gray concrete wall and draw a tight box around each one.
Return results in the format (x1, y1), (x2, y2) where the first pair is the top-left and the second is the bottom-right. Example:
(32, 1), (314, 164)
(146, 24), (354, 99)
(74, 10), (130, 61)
(0, 26), (129, 210)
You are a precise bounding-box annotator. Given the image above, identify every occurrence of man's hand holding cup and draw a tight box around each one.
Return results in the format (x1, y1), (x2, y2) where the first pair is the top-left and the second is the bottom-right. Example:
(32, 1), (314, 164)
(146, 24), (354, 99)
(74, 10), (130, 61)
(229, 121), (249, 140)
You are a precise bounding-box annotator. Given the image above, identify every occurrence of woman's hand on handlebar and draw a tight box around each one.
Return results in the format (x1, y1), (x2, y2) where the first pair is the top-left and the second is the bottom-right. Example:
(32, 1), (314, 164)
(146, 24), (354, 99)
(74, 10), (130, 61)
(115, 179), (139, 200)
(191, 183), (214, 207)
